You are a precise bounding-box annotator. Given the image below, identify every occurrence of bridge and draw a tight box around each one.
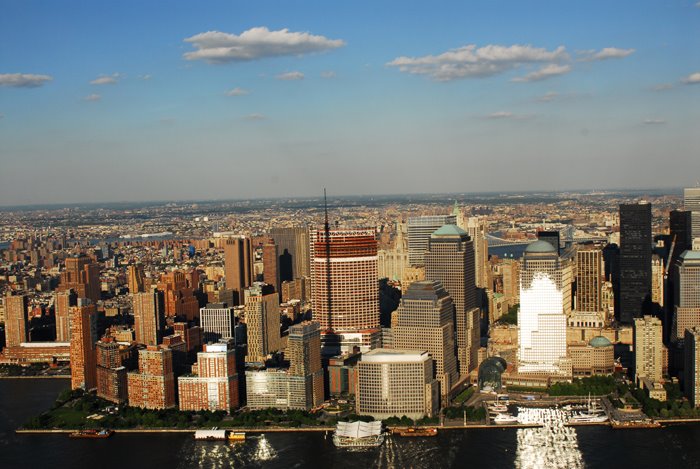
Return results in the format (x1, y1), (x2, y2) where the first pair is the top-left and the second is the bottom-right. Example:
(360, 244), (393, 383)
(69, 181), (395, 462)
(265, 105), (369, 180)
(486, 234), (608, 248)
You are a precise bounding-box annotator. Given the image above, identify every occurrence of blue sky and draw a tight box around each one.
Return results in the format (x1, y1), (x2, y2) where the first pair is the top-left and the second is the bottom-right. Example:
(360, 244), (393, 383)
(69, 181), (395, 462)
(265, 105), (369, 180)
(1, 0), (699, 205)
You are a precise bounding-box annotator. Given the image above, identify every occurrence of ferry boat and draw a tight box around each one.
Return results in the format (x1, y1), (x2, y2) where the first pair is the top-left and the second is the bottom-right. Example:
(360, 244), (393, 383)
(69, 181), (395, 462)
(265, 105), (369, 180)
(395, 427), (438, 437)
(493, 414), (519, 425)
(68, 429), (114, 439)
(332, 421), (385, 448)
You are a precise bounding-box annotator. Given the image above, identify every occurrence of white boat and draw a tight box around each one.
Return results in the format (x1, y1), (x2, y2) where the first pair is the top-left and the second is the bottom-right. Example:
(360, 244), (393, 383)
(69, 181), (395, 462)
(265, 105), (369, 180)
(488, 404), (508, 413)
(493, 413), (519, 425)
(332, 421), (385, 448)
(568, 413), (608, 423)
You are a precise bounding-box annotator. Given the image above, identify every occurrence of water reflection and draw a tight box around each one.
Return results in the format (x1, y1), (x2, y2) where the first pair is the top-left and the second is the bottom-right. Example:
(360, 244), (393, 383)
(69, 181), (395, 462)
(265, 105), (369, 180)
(516, 408), (584, 469)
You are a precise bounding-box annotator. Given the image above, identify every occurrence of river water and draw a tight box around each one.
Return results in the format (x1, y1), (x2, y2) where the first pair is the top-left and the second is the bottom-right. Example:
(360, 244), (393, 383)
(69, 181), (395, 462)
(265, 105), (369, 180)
(1, 379), (699, 468)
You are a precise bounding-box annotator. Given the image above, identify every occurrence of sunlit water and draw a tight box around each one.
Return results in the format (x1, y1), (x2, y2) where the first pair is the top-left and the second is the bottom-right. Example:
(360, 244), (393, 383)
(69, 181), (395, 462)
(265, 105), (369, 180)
(515, 407), (584, 469)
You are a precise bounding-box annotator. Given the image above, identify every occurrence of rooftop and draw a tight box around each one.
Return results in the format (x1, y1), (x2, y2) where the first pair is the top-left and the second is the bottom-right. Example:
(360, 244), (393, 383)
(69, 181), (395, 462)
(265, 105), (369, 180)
(431, 224), (468, 237)
(525, 239), (557, 254)
(361, 348), (430, 363)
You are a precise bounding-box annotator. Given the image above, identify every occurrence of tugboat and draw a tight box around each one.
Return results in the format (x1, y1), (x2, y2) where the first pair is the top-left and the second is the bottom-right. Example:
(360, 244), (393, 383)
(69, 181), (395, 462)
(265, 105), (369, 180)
(395, 427), (438, 437)
(68, 429), (114, 439)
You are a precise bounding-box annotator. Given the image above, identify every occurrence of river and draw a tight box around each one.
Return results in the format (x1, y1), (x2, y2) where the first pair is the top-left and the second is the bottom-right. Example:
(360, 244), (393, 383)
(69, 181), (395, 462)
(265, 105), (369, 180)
(1, 379), (699, 468)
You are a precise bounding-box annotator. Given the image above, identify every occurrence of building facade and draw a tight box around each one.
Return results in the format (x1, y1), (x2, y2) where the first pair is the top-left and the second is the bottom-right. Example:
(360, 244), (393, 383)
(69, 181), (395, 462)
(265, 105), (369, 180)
(356, 349), (439, 420)
(224, 236), (253, 305)
(132, 290), (165, 346)
(244, 283), (281, 363)
(672, 250), (700, 342)
(619, 202), (652, 324)
(70, 301), (98, 390)
(407, 214), (456, 267)
(518, 240), (568, 375)
(127, 346), (176, 409)
(685, 187), (700, 242)
(634, 315), (663, 383)
(178, 342), (239, 412)
(684, 327), (700, 407)
(200, 303), (236, 344)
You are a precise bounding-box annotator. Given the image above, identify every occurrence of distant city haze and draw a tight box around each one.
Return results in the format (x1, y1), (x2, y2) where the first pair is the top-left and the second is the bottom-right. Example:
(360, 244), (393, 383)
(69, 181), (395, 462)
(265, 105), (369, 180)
(1, 1), (699, 205)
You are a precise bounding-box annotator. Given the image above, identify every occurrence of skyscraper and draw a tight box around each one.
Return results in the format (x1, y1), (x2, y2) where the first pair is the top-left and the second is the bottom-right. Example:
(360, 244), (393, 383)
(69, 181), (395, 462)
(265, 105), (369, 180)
(55, 289), (77, 342)
(200, 302), (236, 344)
(132, 290), (165, 346)
(269, 227), (310, 281)
(70, 301), (98, 390)
(463, 216), (490, 289)
(60, 254), (101, 304)
(157, 271), (199, 320)
(377, 222), (409, 281)
(96, 337), (127, 404)
(178, 341), (239, 412)
(684, 327), (700, 408)
(407, 214), (457, 267)
(392, 280), (459, 400)
(4, 293), (29, 348)
(684, 187), (700, 242)
(244, 283), (281, 363)
(633, 315), (663, 383)
(672, 250), (700, 342)
(518, 240), (568, 375)
(127, 263), (145, 293)
(619, 202), (652, 324)
(287, 320), (324, 408)
(224, 237), (253, 305)
(670, 210), (693, 262)
(262, 241), (280, 294)
(575, 245), (603, 313)
(537, 230), (561, 254)
(311, 228), (381, 353)
(127, 346), (176, 409)
(424, 224), (479, 375)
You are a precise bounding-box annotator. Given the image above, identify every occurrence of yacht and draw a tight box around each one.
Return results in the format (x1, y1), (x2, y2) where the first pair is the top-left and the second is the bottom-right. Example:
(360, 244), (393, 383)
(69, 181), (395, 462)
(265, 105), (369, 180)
(493, 413), (519, 425)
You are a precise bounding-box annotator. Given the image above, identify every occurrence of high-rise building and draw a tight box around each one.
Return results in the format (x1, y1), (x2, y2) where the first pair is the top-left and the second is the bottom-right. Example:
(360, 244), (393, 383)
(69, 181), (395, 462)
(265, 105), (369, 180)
(670, 210), (693, 263)
(684, 327), (700, 408)
(619, 202), (652, 324)
(224, 237), (253, 305)
(424, 224), (479, 375)
(127, 263), (145, 293)
(356, 349), (439, 420)
(287, 320), (324, 408)
(672, 250), (700, 342)
(178, 341), (239, 412)
(537, 230), (561, 254)
(132, 290), (165, 346)
(60, 254), (101, 304)
(684, 187), (700, 242)
(311, 228), (381, 353)
(4, 293), (29, 348)
(157, 271), (199, 320)
(262, 241), (280, 294)
(127, 346), (176, 409)
(244, 283), (281, 363)
(407, 214), (456, 266)
(269, 227), (311, 281)
(200, 303), (236, 344)
(518, 240), (568, 375)
(377, 222), (409, 282)
(501, 259), (520, 307)
(463, 217), (489, 289)
(55, 289), (77, 342)
(576, 245), (603, 313)
(392, 281), (459, 400)
(70, 301), (98, 390)
(633, 315), (663, 383)
(96, 337), (127, 403)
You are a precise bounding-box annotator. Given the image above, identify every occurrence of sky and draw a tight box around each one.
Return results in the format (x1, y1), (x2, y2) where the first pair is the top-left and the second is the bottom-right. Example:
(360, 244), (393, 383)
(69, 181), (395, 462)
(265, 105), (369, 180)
(1, 0), (699, 206)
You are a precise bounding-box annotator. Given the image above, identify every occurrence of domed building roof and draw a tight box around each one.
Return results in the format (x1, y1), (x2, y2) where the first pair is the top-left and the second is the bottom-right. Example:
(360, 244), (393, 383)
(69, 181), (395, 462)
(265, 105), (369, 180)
(589, 336), (612, 348)
(431, 224), (468, 237)
(525, 240), (557, 254)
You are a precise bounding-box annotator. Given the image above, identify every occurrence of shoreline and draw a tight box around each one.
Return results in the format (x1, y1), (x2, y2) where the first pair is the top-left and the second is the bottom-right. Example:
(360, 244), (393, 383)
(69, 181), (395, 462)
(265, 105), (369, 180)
(0, 375), (70, 380)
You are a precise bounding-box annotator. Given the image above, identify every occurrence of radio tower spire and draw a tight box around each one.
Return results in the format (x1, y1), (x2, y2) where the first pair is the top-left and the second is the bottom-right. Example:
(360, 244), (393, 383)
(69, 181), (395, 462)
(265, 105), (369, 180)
(324, 189), (333, 332)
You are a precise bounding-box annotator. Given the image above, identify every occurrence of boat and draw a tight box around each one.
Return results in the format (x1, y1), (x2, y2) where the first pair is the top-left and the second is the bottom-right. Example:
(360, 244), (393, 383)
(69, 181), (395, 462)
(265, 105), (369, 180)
(68, 429), (113, 439)
(488, 404), (508, 413)
(493, 414), (519, 425)
(395, 427), (438, 437)
(568, 413), (608, 424)
(332, 421), (385, 448)
(227, 432), (246, 441)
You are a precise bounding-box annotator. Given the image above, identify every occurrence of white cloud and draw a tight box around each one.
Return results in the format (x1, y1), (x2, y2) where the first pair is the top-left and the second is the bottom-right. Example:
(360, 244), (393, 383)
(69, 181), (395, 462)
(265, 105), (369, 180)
(387, 44), (568, 81)
(650, 83), (674, 91)
(0, 113), (4, 119)
(84, 94), (101, 102)
(320, 70), (336, 79)
(183, 27), (345, 64)
(681, 72), (700, 84)
(512, 64), (572, 82)
(276, 71), (304, 81)
(578, 47), (635, 62)
(225, 87), (250, 96)
(485, 111), (535, 120)
(90, 73), (120, 85)
(696, 1), (700, 7)
(140, 74), (152, 80)
(536, 91), (559, 102)
(0, 73), (53, 88)
(643, 119), (666, 125)
(244, 113), (266, 121)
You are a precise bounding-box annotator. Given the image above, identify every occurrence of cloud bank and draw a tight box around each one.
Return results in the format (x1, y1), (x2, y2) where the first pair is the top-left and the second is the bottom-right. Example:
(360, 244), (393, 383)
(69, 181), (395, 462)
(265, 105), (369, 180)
(0, 73), (53, 88)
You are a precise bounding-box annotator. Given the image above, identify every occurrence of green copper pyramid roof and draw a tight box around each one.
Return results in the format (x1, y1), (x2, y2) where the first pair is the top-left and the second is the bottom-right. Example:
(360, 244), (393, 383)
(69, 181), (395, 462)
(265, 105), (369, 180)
(432, 224), (468, 237)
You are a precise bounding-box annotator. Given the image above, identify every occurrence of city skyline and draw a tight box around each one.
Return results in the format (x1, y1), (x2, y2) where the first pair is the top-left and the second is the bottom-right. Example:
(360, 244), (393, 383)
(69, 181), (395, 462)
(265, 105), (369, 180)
(1, 1), (699, 205)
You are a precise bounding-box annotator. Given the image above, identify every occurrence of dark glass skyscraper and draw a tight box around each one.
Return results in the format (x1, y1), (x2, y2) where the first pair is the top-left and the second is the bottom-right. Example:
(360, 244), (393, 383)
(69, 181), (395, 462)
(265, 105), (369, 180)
(619, 202), (652, 324)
